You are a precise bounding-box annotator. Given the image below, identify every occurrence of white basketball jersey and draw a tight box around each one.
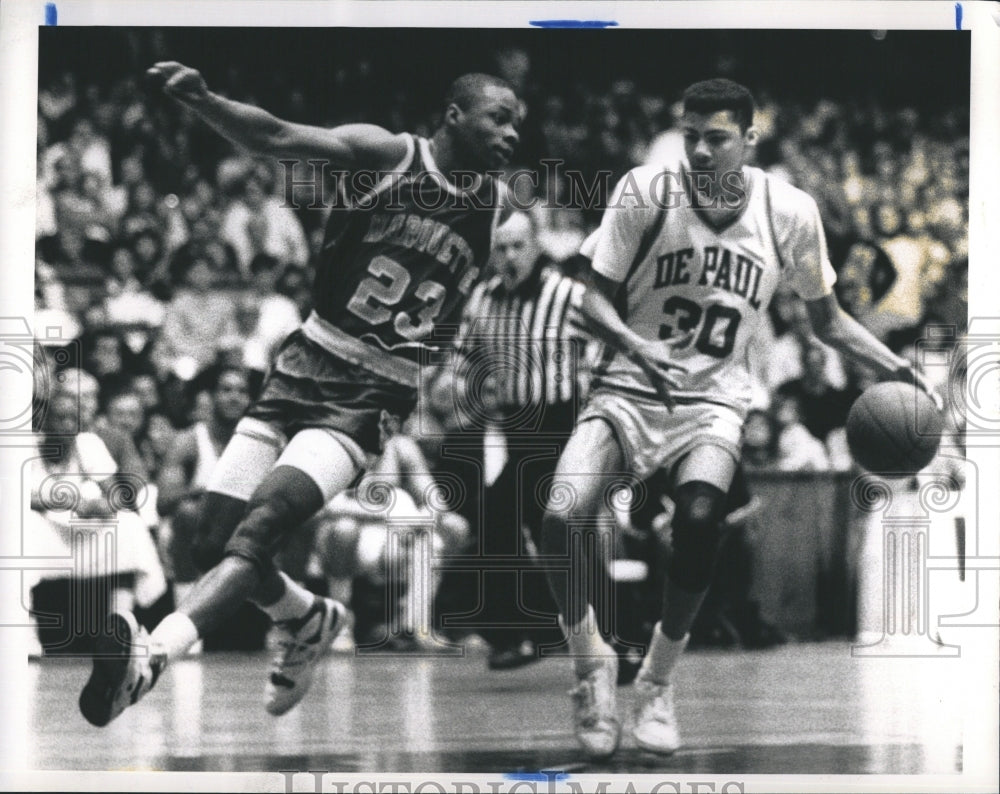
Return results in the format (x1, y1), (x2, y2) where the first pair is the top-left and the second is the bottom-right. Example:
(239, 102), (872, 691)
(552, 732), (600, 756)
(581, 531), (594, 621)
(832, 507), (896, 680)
(587, 163), (837, 414)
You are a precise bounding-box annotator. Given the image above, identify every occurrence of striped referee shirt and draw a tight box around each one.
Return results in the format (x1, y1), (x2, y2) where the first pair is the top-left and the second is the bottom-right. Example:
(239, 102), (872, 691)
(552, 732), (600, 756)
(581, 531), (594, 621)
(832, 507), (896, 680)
(458, 263), (590, 412)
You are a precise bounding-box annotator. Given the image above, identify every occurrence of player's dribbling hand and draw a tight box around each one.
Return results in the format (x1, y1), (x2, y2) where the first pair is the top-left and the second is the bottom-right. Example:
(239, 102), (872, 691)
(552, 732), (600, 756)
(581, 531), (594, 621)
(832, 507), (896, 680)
(146, 61), (208, 103)
(629, 338), (687, 412)
(894, 362), (945, 412)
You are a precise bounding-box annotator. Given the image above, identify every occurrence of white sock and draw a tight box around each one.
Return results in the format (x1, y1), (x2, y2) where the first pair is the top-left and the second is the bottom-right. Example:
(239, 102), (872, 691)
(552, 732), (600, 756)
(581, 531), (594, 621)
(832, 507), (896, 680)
(560, 605), (614, 675)
(258, 571), (316, 623)
(149, 612), (200, 663)
(639, 622), (689, 685)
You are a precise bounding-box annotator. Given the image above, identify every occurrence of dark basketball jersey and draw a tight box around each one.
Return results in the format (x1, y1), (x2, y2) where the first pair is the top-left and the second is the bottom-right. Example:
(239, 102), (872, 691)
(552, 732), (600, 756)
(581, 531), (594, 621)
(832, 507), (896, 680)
(310, 134), (500, 368)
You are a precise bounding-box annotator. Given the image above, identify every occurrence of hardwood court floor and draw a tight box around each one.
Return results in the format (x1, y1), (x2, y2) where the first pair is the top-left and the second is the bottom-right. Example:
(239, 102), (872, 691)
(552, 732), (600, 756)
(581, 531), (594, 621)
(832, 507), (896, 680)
(25, 641), (965, 775)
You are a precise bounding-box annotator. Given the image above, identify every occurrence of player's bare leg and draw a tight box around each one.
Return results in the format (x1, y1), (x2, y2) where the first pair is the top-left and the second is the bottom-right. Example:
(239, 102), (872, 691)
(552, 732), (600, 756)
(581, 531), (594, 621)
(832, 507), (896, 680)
(540, 418), (624, 759)
(78, 422), (273, 730)
(633, 444), (736, 755)
(79, 430), (357, 726)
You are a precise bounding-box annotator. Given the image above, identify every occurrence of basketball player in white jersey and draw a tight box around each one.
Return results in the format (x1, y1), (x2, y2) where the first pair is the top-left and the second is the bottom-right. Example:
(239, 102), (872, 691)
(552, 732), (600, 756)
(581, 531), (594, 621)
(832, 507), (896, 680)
(156, 368), (252, 605)
(541, 79), (939, 759)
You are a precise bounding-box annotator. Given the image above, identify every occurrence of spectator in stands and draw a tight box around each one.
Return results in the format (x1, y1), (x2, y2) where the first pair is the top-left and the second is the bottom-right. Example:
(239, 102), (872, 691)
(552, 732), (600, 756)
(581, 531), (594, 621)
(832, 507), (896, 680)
(121, 181), (163, 240)
(67, 117), (113, 184)
(921, 258), (968, 334)
(104, 244), (166, 329)
(101, 388), (174, 483)
(776, 344), (857, 470)
(129, 372), (163, 416)
(38, 150), (111, 269)
(837, 238), (897, 325)
(741, 409), (779, 471)
(168, 210), (241, 288)
(34, 260), (82, 343)
(765, 292), (849, 393)
(103, 389), (146, 445)
(145, 412), (176, 477)
(36, 121), (59, 240)
(128, 229), (166, 286)
(221, 172), (309, 278)
(776, 344), (859, 444)
(156, 367), (252, 607)
(244, 253), (301, 364)
(275, 263), (313, 319)
(36, 222), (97, 283)
(771, 393), (832, 472)
(28, 389), (167, 654)
(862, 202), (950, 346)
(77, 169), (120, 240)
(315, 429), (470, 650)
(38, 71), (78, 129)
(152, 255), (238, 380)
(81, 327), (133, 398)
(59, 368), (150, 484)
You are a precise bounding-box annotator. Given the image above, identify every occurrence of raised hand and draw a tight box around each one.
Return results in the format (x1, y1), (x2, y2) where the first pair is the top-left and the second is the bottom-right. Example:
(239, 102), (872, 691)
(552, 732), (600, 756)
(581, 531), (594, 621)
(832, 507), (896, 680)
(146, 61), (209, 103)
(889, 359), (945, 412)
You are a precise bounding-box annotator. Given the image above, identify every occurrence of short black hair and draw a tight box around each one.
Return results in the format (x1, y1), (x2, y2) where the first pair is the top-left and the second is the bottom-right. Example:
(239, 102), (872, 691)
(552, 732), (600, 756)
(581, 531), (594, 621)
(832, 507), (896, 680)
(250, 252), (281, 275)
(444, 73), (514, 111)
(682, 79), (756, 132)
(188, 363), (252, 405)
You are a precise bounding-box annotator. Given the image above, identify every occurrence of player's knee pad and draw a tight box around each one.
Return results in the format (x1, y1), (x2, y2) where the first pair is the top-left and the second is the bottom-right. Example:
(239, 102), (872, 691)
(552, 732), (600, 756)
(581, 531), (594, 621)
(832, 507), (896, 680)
(223, 486), (305, 576)
(667, 480), (729, 593)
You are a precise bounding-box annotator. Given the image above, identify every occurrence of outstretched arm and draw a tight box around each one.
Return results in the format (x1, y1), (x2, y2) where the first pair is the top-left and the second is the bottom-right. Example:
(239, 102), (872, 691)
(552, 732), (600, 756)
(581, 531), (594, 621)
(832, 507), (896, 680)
(147, 61), (408, 169)
(806, 294), (941, 405)
(781, 188), (942, 407)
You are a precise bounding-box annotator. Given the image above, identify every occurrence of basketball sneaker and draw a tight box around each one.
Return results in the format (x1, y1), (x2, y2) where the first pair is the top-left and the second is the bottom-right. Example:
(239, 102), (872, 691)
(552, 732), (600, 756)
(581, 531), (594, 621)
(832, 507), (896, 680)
(632, 675), (680, 755)
(569, 654), (621, 759)
(265, 597), (350, 716)
(79, 610), (164, 727)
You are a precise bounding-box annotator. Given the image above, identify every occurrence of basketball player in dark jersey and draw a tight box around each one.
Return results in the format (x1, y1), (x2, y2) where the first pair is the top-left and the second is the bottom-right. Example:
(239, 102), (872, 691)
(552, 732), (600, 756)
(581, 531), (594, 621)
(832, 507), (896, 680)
(79, 61), (526, 726)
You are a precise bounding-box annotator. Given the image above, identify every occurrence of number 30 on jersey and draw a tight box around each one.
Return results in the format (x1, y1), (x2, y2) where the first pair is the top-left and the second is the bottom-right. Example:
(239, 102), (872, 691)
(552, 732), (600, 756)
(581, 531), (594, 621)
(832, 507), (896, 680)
(659, 296), (741, 359)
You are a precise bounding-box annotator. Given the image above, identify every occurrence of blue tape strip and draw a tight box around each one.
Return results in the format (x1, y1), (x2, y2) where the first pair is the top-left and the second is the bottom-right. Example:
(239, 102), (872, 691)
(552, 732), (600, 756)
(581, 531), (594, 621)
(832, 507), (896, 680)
(529, 19), (618, 28)
(504, 772), (570, 781)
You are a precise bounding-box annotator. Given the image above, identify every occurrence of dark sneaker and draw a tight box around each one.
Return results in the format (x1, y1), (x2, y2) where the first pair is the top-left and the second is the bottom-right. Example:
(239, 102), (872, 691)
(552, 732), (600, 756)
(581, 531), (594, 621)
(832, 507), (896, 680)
(79, 611), (162, 727)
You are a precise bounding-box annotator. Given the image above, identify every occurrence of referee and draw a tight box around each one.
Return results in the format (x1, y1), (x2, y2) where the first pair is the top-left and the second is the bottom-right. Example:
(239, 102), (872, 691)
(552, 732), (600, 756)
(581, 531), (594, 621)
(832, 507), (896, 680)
(456, 210), (593, 669)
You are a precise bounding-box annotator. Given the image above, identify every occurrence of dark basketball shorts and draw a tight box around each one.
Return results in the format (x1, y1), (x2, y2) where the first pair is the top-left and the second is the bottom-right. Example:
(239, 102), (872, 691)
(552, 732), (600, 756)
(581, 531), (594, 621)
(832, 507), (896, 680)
(246, 331), (418, 461)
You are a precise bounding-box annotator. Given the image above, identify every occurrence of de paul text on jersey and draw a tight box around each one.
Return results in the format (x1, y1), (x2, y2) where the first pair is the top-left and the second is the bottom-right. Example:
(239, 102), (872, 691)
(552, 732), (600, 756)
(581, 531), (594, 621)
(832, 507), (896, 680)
(653, 245), (764, 310)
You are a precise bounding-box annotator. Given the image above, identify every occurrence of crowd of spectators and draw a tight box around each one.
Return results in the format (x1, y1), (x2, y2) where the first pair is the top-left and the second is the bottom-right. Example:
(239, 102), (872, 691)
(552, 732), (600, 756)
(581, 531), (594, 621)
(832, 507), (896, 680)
(30, 40), (969, 648)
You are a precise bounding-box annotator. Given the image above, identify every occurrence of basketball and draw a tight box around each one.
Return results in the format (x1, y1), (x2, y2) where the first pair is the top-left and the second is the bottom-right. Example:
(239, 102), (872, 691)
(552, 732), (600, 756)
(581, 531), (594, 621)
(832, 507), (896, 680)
(845, 381), (943, 474)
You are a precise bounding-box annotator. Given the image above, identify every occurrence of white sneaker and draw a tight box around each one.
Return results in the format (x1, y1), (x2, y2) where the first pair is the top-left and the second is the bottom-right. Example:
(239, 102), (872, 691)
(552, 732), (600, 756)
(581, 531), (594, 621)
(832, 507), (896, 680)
(632, 674), (680, 754)
(79, 611), (163, 727)
(265, 597), (349, 716)
(570, 654), (621, 759)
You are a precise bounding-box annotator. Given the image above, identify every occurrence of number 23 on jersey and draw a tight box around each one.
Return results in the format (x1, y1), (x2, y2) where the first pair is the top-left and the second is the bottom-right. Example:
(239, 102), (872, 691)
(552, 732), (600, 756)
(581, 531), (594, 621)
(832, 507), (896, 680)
(346, 255), (447, 341)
